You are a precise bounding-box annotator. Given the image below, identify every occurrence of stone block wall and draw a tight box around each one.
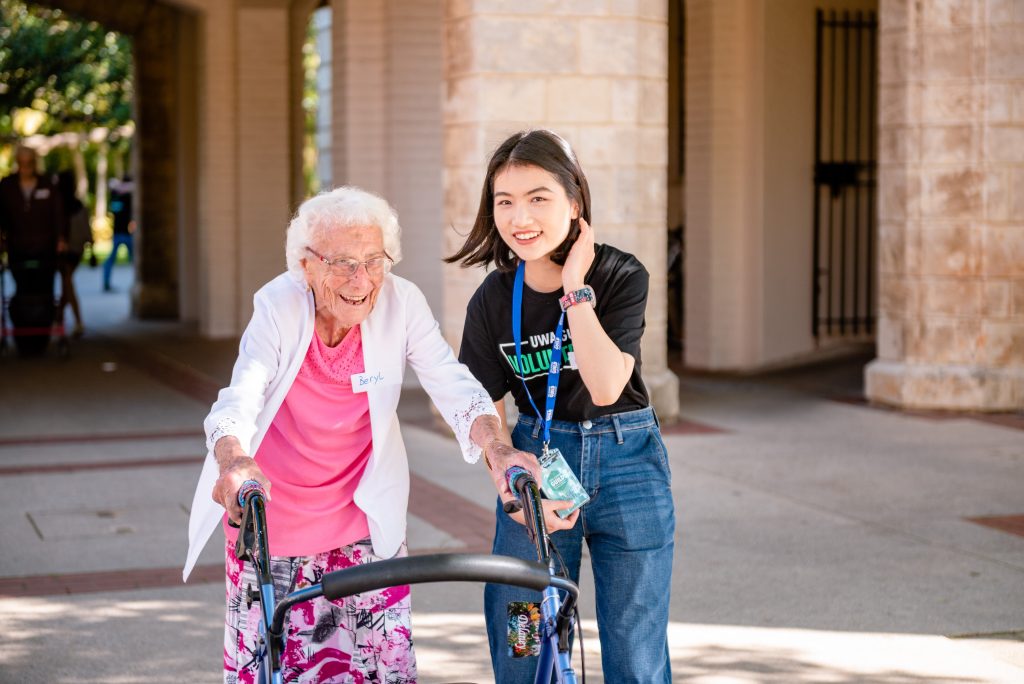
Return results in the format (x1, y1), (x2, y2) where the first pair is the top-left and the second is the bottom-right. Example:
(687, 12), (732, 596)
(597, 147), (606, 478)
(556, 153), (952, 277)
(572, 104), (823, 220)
(133, 2), (181, 319)
(442, 1), (678, 418)
(236, 5), (292, 330)
(331, 0), (446, 316)
(866, 0), (1024, 410)
(195, 0), (240, 338)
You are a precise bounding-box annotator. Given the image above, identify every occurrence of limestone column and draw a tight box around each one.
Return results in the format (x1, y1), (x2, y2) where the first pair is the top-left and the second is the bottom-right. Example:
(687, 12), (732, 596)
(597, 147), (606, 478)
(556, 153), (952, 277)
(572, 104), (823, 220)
(195, 0), (239, 337)
(683, 0), (764, 370)
(235, 2), (292, 330)
(865, 0), (1024, 410)
(442, 2), (678, 419)
(132, 3), (181, 319)
(331, 0), (387, 194)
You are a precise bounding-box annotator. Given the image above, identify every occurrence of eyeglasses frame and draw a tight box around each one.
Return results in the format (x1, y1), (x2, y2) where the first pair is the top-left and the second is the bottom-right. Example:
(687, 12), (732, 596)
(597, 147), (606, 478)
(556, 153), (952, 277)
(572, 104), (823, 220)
(305, 246), (394, 279)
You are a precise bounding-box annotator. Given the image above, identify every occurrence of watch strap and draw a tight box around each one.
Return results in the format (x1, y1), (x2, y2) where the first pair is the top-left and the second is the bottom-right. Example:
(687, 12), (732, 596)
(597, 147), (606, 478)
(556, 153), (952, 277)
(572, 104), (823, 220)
(559, 285), (596, 311)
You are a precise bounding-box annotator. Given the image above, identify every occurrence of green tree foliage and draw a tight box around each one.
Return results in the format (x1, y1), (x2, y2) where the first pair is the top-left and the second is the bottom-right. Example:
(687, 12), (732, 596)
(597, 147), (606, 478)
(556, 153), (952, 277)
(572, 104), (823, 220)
(0, 0), (133, 137)
(302, 8), (322, 198)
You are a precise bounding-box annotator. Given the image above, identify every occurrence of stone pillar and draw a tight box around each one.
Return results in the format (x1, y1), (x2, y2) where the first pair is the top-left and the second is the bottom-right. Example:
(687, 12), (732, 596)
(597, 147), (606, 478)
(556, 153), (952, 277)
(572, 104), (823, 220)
(332, 0), (388, 194)
(236, 3), (292, 329)
(442, 2), (678, 419)
(175, 10), (200, 325)
(330, 0), (446, 315)
(865, 0), (1024, 410)
(132, 3), (181, 319)
(196, 0), (240, 338)
(683, 0), (765, 369)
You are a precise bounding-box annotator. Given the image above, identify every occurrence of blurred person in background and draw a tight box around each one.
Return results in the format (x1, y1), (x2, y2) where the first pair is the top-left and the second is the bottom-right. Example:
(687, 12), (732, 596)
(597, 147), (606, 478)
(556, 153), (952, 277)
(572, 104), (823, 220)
(102, 174), (134, 292)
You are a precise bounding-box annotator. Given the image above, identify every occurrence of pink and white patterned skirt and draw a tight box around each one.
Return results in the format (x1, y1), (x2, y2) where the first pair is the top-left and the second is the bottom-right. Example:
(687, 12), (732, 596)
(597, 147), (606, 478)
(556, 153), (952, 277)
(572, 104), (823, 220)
(224, 538), (417, 683)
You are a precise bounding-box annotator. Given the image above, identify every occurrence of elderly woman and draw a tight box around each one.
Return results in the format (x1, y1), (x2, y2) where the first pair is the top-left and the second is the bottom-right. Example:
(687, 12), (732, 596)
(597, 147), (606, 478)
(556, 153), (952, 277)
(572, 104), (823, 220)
(183, 186), (539, 683)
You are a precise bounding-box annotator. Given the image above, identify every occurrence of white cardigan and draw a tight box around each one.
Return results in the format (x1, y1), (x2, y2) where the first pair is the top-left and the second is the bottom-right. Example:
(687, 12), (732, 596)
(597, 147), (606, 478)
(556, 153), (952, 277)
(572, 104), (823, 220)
(183, 272), (496, 580)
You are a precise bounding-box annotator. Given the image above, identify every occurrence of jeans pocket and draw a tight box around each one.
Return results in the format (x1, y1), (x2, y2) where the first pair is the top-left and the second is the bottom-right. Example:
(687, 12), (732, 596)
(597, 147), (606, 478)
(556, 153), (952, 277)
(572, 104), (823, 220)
(647, 426), (672, 480)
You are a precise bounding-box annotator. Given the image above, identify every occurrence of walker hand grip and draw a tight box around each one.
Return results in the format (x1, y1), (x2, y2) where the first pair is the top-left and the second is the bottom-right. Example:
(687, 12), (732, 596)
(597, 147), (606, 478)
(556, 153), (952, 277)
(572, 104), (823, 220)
(505, 466), (536, 500)
(320, 553), (552, 601)
(234, 480), (266, 562)
(237, 479), (265, 507)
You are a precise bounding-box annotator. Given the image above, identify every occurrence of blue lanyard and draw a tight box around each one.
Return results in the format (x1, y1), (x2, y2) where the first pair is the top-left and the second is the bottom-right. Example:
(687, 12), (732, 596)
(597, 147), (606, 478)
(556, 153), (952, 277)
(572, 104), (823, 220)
(512, 261), (566, 447)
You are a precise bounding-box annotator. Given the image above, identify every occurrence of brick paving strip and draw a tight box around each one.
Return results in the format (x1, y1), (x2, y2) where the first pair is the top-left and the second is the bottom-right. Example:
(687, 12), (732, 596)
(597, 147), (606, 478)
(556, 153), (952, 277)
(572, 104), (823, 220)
(0, 455), (205, 476)
(0, 428), (200, 448)
(966, 515), (1024, 539)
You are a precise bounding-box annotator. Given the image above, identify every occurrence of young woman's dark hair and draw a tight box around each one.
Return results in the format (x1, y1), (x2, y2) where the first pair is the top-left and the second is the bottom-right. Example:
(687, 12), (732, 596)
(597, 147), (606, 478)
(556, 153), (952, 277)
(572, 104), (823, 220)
(445, 129), (592, 272)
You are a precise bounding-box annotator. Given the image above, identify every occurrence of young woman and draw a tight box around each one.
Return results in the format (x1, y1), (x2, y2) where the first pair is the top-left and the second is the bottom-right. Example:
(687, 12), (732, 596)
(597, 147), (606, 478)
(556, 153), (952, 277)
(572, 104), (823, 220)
(447, 129), (676, 683)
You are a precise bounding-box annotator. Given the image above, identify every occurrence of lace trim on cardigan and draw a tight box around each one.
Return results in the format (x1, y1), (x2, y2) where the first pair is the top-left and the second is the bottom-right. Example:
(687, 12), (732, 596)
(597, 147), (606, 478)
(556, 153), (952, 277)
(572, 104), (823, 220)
(451, 390), (499, 464)
(207, 417), (241, 451)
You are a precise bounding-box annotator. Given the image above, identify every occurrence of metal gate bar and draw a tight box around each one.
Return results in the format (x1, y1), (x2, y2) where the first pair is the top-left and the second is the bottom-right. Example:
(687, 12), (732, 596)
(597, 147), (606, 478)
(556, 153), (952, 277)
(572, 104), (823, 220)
(813, 9), (878, 340)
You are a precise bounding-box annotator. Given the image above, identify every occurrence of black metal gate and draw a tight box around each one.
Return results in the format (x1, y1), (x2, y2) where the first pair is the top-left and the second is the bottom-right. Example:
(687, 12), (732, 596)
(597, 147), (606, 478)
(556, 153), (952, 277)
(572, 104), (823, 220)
(813, 9), (878, 339)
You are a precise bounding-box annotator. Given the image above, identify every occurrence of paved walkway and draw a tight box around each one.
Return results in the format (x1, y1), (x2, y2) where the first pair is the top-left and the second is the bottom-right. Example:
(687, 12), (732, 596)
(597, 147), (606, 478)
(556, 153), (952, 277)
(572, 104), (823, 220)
(0, 263), (1022, 683)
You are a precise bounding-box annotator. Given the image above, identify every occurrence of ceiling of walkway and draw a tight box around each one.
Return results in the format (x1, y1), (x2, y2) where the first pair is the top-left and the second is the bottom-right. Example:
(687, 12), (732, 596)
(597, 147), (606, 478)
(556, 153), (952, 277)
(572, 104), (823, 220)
(28, 0), (157, 35)
(31, 0), (302, 33)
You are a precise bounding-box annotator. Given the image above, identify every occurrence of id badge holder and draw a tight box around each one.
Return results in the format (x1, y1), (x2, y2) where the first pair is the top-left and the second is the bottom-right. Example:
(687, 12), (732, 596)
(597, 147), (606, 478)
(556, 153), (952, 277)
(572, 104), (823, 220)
(540, 443), (590, 519)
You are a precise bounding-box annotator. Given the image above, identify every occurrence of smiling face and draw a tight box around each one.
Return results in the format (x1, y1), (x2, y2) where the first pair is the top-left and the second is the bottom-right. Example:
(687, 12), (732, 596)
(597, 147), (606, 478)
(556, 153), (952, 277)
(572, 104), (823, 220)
(492, 163), (579, 265)
(301, 224), (387, 331)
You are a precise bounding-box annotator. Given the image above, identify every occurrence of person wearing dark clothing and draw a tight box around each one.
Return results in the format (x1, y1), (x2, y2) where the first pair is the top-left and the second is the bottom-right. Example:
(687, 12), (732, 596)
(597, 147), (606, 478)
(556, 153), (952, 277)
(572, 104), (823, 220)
(0, 146), (66, 292)
(56, 171), (87, 336)
(0, 145), (67, 355)
(103, 176), (134, 292)
(448, 130), (675, 683)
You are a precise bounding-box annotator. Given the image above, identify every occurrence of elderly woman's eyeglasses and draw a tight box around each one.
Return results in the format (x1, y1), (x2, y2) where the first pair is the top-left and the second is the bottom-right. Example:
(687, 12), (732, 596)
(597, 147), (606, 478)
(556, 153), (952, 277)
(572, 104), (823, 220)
(306, 247), (393, 278)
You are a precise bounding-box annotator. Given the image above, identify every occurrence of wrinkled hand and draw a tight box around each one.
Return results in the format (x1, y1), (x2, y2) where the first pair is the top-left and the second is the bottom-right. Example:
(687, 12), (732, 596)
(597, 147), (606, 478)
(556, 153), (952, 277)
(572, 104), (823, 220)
(484, 441), (541, 498)
(561, 217), (595, 291)
(212, 447), (270, 525)
(485, 442), (579, 532)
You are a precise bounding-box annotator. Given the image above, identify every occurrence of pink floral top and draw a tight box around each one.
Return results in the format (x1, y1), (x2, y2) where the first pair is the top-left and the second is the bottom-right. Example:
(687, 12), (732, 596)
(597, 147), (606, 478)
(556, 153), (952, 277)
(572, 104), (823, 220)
(224, 326), (372, 557)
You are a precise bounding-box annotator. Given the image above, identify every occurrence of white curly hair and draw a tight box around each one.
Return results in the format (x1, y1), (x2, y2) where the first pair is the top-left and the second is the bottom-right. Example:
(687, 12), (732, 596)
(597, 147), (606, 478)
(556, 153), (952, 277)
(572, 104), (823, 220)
(285, 186), (403, 282)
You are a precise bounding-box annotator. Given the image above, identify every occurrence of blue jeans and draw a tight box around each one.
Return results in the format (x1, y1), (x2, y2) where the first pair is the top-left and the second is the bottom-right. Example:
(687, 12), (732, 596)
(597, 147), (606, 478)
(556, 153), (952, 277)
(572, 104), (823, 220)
(102, 233), (133, 289)
(485, 406), (676, 683)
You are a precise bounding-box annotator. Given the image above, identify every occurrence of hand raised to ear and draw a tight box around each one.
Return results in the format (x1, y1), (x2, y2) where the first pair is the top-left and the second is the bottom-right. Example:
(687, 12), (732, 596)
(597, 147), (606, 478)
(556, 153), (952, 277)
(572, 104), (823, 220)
(562, 217), (595, 292)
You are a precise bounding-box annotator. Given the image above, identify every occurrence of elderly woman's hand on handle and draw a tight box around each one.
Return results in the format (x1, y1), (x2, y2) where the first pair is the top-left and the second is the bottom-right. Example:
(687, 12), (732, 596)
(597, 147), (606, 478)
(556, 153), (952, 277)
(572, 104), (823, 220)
(212, 436), (272, 525)
(470, 414), (580, 533)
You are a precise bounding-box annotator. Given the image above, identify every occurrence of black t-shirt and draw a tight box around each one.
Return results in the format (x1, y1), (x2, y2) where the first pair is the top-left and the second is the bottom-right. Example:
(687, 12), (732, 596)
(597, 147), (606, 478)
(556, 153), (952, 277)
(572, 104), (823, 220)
(459, 243), (650, 422)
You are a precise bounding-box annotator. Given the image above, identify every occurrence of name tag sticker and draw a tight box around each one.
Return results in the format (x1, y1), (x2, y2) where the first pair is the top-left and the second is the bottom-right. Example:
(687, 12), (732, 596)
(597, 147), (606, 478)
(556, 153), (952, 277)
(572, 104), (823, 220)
(351, 367), (402, 392)
(34, 188), (50, 199)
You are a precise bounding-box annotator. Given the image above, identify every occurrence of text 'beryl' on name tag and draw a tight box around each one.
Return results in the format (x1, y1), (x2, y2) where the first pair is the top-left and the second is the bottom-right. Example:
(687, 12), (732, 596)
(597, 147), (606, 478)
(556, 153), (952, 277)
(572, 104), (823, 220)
(350, 367), (402, 392)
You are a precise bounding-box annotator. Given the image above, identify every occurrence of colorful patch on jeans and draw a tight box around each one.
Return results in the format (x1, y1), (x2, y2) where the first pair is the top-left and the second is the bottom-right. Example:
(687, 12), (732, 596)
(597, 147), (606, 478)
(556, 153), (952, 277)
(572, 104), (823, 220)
(507, 601), (541, 658)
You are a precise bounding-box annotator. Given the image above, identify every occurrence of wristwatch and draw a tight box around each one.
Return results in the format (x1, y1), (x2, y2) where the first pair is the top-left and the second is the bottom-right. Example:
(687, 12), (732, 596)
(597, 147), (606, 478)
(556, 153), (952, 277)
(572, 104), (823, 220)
(559, 285), (596, 311)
